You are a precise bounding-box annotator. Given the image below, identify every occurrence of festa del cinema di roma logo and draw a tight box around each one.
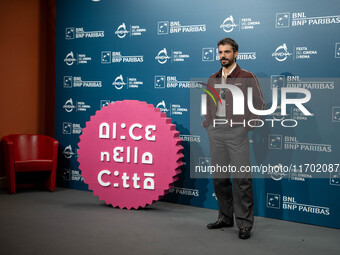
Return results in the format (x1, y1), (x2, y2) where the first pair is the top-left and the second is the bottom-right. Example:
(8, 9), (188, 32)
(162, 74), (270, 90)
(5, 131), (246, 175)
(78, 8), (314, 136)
(77, 100), (183, 209)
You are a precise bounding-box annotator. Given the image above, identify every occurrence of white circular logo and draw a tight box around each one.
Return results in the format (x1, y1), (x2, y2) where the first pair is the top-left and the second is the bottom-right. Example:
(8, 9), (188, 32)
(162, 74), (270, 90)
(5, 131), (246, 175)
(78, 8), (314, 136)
(220, 16), (238, 33)
(155, 48), (171, 64)
(112, 75), (126, 89)
(272, 44), (292, 62)
(115, 23), (129, 39)
(64, 51), (76, 66)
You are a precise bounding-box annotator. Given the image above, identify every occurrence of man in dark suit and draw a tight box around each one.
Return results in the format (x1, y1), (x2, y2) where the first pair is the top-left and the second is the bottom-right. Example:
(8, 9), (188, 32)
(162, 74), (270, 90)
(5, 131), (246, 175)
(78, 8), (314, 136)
(202, 38), (265, 239)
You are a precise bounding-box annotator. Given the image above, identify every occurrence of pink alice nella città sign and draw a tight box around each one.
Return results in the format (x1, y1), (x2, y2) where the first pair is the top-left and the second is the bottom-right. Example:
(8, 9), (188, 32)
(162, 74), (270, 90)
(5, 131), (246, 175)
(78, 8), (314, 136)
(77, 100), (183, 209)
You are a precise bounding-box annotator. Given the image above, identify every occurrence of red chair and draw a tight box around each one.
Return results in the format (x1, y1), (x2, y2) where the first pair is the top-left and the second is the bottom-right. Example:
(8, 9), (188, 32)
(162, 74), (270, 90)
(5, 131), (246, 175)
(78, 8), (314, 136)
(3, 134), (58, 194)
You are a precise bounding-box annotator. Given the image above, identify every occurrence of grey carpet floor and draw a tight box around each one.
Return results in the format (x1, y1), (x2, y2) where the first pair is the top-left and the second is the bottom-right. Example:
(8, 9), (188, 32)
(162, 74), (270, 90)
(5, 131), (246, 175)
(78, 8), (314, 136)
(0, 188), (339, 255)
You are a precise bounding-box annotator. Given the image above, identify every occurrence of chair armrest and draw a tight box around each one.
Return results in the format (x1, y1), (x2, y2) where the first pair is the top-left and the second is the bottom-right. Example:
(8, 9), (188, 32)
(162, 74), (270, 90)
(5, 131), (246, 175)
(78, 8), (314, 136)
(3, 136), (13, 145)
(3, 137), (14, 166)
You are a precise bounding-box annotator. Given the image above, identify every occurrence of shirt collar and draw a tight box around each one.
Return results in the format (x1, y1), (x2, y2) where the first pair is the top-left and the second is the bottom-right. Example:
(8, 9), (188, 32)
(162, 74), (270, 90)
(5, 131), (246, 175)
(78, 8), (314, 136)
(222, 62), (237, 78)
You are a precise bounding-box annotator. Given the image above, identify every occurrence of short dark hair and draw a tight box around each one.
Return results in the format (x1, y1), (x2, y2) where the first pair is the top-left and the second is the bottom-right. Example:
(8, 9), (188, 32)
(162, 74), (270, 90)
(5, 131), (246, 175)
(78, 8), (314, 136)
(217, 38), (238, 52)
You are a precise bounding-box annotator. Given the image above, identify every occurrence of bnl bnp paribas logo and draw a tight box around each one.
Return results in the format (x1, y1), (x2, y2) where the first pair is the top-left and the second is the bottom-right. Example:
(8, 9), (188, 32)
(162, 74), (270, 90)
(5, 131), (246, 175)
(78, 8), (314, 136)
(271, 75), (334, 91)
(202, 48), (256, 62)
(268, 135), (283, 150)
(330, 172), (340, 186)
(267, 193), (281, 209)
(267, 194), (330, 216)
(63, 76), (102, 88)
(154, 76), (201, 89)
(101, 51), (143, 63)
(268, 134), (332, 153)
(65, 27), (104, 39)
(157, 21), (206, 35)
(100, 100), (115, 109)
(276, 12), (340, 28)
(62, 122), (82, 135)
(276, 13), (290, 28)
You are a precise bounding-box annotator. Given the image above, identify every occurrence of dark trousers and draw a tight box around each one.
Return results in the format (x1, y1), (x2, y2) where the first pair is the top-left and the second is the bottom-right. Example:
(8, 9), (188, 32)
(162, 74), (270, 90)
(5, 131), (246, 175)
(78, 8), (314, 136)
(207, 124), (254, 229)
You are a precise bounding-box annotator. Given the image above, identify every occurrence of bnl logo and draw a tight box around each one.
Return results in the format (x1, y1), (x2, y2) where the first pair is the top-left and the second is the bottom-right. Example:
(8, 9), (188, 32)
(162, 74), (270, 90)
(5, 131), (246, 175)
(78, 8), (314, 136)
(154, 76), (165, 88)
(202, 48), (215, 61)
(199, 157), (211, 167)
(100, 100), (114, 109)
(335, 43), (340, 58)
(267, 193), (281, 209)
(101, 51), (111, 63)
(332, 107), (340, 122)
(271, 75), (285, 89)
(158, 21), (169, 35)
(268, 135), (282, 149)
(64, 76), (72, 88)
(65, 27), (75, 39)
(62, 168), (70, 181)
(330, 173), (340, 186)
(63, 122), (72, 134)
(276, 13), (290, 28)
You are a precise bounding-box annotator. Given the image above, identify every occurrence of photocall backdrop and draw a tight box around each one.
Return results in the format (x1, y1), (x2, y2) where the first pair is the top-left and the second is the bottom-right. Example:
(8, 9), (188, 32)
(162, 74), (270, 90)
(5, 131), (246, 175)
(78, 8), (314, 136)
(55, 0), (340, 228)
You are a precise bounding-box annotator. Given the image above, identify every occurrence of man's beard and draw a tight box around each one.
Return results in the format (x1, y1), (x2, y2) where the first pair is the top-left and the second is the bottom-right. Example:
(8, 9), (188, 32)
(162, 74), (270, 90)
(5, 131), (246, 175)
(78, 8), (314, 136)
(220, 57), (235, 68)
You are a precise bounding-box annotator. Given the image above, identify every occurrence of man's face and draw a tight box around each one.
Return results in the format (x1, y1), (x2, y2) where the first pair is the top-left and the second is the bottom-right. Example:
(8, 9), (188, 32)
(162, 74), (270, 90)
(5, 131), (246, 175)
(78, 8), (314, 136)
(218, 44), (238, 68)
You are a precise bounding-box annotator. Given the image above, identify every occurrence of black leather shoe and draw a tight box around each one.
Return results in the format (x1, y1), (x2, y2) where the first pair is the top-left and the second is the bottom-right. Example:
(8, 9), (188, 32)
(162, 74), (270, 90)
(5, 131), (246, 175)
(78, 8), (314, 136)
(207, 219), (234, 229)
(239, 227), (251, 239)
